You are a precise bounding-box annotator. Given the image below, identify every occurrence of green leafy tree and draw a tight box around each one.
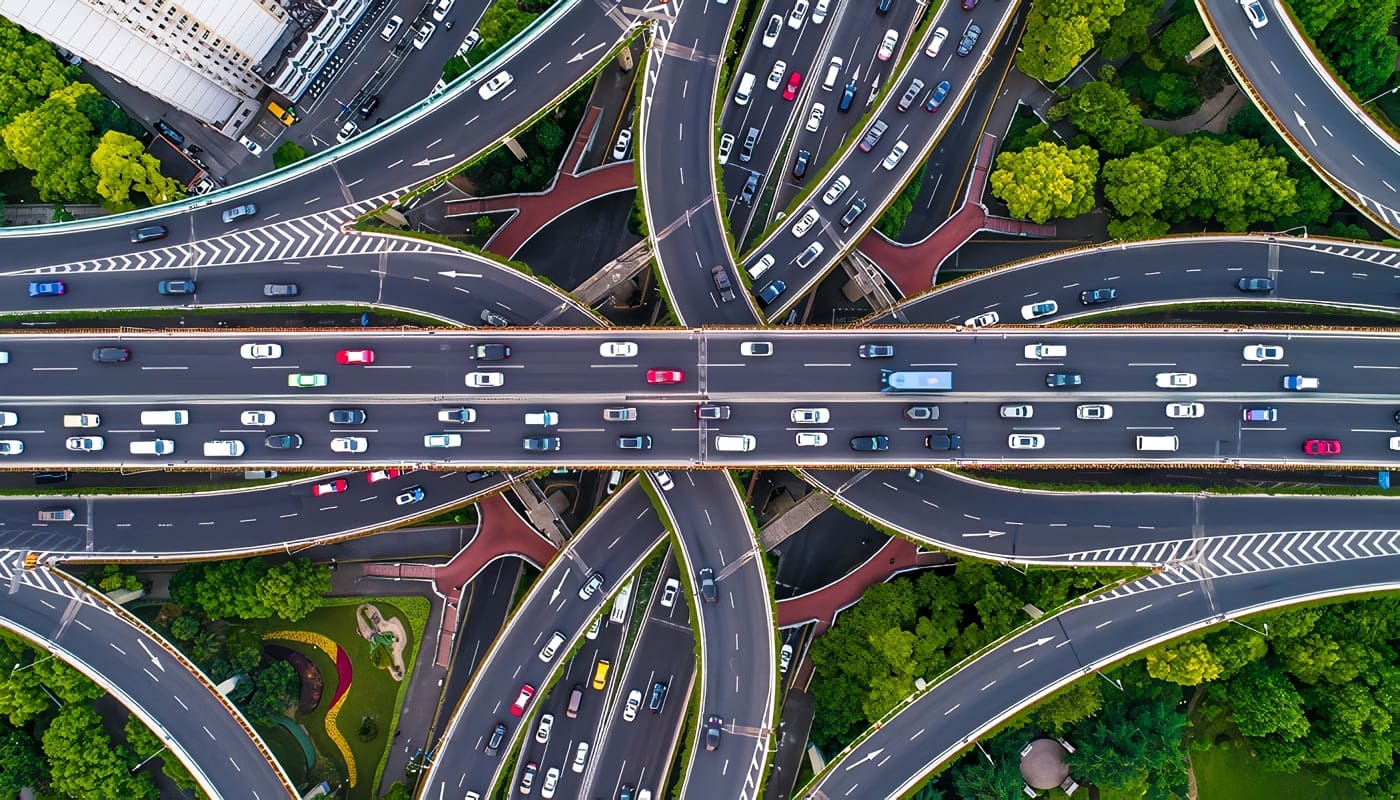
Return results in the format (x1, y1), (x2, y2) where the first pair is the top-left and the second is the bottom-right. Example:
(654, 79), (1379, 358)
(91, 130), (185, 210)
(473, 215), (498, 238)
(272, 140), (308, 168)
(1049, 81), (1146, 155)
(382, 781), (413, 800)
(1289, 0), (1347, 32)
(1151, 72), (1200, 118)
(168, 613), (200, 642)
(1035, 0), (1124, 33)
(75, 90), (144, 139)
(258, 559), (331, 621)
(94, 563), (142, 594)
(1032, 676), (1104, 734)
(1017, 10), (1097, 82)
(442, 56), (469, 86)
(533, 118), (564, 153)
(0, 721), (47, 796)
(174, 557), (328, 622)
(50, 202), (74, 223)
(1221, 662), (1310, 740)
(1067, 674), (1190, 796)
(1157, 12), (1207, 61)
(2, 82), (100, 202)
(1097, 0), (1160, 60)
(0, 18), (74, 170)
(1316, 3), (1399, 98)
(242, 660), (299, 724)
(42, 705), (157, 799)
(1146, 639), (1223, 685)
(989, 141), (1099, 223)
(125, 715), (204, 798)
(223, 627), (266, 675)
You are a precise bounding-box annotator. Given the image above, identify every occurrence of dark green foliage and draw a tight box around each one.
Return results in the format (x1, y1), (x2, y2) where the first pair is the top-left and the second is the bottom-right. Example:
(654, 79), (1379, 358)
(125, 715), (205, 798)
(873, 159), (923, 238)
(1305, 0), (1398, 99)
(0, 721), (46, 796)
(49, 202), (73, 223)
(1048, 81), (1147, 155)
(627, 189), (647, 237)
(168, 613), (200, 642)
(464, 84), (591, 195)
(1002, 120), (1053, 155)
(273, 141), (308, 168)
(358, 715), (379, 743)
(381, 781), (414, 799)
(242, 659), (299, 725)
(170, 557), (330, 622)
(1067, 663), (1191, 796)
(74, 90), (144, 139)
(42, 704), (157, 799)
(93, 562), (142, 594)
(472, 215), (497, 237)
(1096, 0), (1160, 60)
(1150, 72), (1201, 118)
(1157, 11), (1207, 61)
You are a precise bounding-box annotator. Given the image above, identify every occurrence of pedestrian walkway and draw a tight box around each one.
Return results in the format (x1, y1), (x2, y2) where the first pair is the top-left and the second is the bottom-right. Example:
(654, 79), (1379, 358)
(858, 134), (1057, 294)
(775, 538), (945, 634)
(442, 105), (638, 260)
(1143, 85), (1244, 135)
(361, 494), (558, 667)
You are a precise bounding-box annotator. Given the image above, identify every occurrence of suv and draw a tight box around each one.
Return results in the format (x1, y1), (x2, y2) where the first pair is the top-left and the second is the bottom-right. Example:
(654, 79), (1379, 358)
(358, 95), (380, 118)
(696, 404), (731, 420)
(850, 435), (890, 451)
(841, 197), (867, 227)
(710, 265), (736, 302)
(698, 568), (717, 602)
(858, 119), (888, 152)
(158, 279), (196, 295)
(648, 681), (669, 711)
(925, 433), (961, 450)
(264, 283), (299, 297)
(758, 280), (786, 305)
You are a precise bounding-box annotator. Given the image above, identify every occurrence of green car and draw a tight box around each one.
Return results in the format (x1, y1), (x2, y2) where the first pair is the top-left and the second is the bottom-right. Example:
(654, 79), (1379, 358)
(288, 373), (328, 388)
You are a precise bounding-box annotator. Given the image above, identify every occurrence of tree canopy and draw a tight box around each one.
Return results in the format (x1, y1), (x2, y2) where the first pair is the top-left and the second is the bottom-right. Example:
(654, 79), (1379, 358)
(170, 557), (330, 622)
(42, 705), (157, 799)
(92, 130), (186, 210)
(990, 141), (1099, 223)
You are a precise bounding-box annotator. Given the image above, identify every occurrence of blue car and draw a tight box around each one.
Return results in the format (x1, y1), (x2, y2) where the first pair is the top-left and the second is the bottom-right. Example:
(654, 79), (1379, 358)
(28, 281), (65, 297)
(925, 80), (951, 112)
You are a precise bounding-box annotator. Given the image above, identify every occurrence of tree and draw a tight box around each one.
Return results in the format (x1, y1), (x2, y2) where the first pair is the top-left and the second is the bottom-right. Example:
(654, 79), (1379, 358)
(1068, 676), (1190, 796)
(242, 660), (299, 724)
(91, 130), (185, 210)
(382, 781), (413, 800)
(1097, 0), (1160, 60)
(0, 722), (46, 796)
(1017, 10), (1098, 82)
(169, 614), (200, 642)
(42, 705), (157, 799)
(533, 118), (564, 153)
(1157, 12), (1207, 61)
(273, 140), (308, 169)
(257, 559), (330, 621)
(1316, 3), (1399, 98)
(223, 627), (266, 675)
(1035, 0), (1125, 34)
(473, 215), (497, 238)
(2, 82), (100, 202)
(75, 90), (144, 139)
(1146, 639), (1223, 685)
(1032, 676), (1104, 734)
(94, 563), (142, 594)
(1049, 81), (1146, 155)
(1222, 662), (1310, 740)
(989, 141), (1098, 224)
(0, 18), (74, 170)
(125, 715), (204, 797)
(175, 557), (328, 622)
(1151, 72), (1200, 118)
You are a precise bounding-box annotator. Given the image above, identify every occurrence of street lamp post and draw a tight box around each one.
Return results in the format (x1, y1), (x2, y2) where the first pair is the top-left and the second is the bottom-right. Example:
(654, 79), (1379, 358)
(1360, 85), (1398, 107)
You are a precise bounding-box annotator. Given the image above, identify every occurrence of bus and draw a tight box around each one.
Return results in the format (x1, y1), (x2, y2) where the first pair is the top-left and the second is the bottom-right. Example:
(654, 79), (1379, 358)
(880, 369), (954, 393)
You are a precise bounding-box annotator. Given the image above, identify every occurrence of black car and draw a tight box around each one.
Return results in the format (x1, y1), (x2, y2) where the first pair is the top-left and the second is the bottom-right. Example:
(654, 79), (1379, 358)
(704, 715), (724, 751)
(358, 95), (381, 118)
(956, 23), (981, 56)
(925, 433), (961, 450)
(484, 722), (506, 756)
(841, 197), (867, 227)
(264, 433), (303, 449)
(471, 343), (511, 360)
(33, 472), (70, 485)
(696, 404), (731, 420)
(1236, 276), (1275, 292)
(1079, 287), (1118, 305)
(711, 265), (736, 302)
(466, 470), (497, 483)
(329, 408), (366, 425)
(858, 343), (894, 358)
(129, 225), (167, 243)
(850, 435), (890, 451)
(154, 119), (185, 144)
(792, 149), (810, 178)
(92, 346), (130, 363)
(698, 567), (717, 602)
(1046, 372), (1082, 388)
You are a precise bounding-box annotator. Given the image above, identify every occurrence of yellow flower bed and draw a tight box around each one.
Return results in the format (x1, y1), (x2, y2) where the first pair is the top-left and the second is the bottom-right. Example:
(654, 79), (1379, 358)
(265, 630), (359, 786)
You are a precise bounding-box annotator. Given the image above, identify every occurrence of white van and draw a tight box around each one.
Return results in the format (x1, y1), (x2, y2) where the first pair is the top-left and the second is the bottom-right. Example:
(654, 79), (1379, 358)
(1135, 435), (1179, 452)
(714, 434), (756, 452)
(130, 440), (174, 455)
(734, 72), (756, 106)
(609, 577), (634, 624)
(203, 440), (246, 457)
(63, 413), (100, 428)
(822, 56), (844, 90)
(141, 410), (188, 426)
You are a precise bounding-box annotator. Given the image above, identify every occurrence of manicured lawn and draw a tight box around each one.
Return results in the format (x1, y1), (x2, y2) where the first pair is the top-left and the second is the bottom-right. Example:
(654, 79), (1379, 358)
(1192, 741), (1365, 800)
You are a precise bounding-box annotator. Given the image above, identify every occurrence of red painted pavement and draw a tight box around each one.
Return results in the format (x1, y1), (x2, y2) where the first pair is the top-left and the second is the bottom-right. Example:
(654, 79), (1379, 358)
(776, 538), (944, 633)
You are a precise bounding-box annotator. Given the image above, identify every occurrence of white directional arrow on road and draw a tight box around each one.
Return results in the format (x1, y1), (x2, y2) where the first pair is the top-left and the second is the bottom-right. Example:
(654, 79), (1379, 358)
(568, 42), (607, 63)
(436, 270), (483, 279)
(963, 531), (1007, 538)
(845, 748), (884, 770)
(412, 154), (458, 167)
(1292, 111), (1319, 147)
(137, 639), (165, 672)
(550, 570), (571, 604)
(1012, 636), (1055, 653)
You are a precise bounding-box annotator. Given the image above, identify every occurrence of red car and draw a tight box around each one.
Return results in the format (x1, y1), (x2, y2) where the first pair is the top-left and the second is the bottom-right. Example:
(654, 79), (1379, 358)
(367, 468), (404, 483)
(647, 369), (684, 384)
(510, 683), (536, 717)
(336, 349), (375, 365)
(782, 71), (802, 101)
(312, 480), (348, 496)
(1302, 439), (1341, 456)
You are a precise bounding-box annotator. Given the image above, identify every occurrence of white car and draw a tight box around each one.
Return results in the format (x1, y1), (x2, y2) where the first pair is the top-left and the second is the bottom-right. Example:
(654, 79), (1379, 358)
(240, 410), (275, 426)
(380, 15), (403, 40)
(1242, 344), (1283, 362)
(600, 341), (638, 358)
(787, 0), (808, 28)
(432, 0), (455, 21)
(877, 28), (899, 60)
(458, 29), (481, 56)
(438, 408), (477, 423)
(66, 436), (104, 452)
(541, 767), (560, 799)
(0, 411), (16, 427)
(660, 577), (679, 608)
(796, 432), (828, 446)
(1390, 436), (1400, 451)
(424, 433), (462, 448)
(1021, 300), (1058, 320)
(790, 408), (830, 424)
(572, 742), (590, 773)
(805, 103), (825, 132)
(240, 343), (282, 359)
(762, 14), (782, 47)
(0, 440), (22, 455)
(812, 0), (829, 23)
(882, 140), (908, 170)
(535, 714), (553, 744)
(412, 22), (435, 49)
(925, 26), (948, 57)
(965, 311), (999, 328)
(1024, 343), (1067, 360)
(1165, 402), (1204, 419)
(779, 644), (793, 672)
(1008, 433), (1045, 450)
(653, 470), (675, 490)
(478, 71), (514, 100)
(740, 341), (772, 357)
(1155, 372), (1197, 388)
(331, 436), (367, 453)
(623, 689), (643, 721)
(718, 133), (734, 165)
(1241, 0), (1267, 28)
(612, 128), (632, 160)
(822, 174), (849, 205)
(1000, 404), (1033, 418)
(466, 371), (504, 387)
(767, 60), (787, 90)
(336, 121), (358, 143)
(1075, 404), (1112, 420)
(790, 208), (819, 237)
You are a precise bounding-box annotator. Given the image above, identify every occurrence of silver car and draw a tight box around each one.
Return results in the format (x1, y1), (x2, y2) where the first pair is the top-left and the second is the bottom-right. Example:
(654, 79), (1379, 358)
(221, 204), (256, 223)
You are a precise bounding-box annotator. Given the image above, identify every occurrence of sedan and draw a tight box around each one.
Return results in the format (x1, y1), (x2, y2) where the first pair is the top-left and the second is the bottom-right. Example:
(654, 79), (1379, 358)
(1075, 404), (1113, 420)
(335, 121), (358, 144)
(805, 103), (825, 132)
(240, 410), (275, 426)
(1236, 276), (1274, 292)
(925, 80), (951, 111)
(790, 208), (819, 237)
(92, 347), (131, 363)
(897, 80), (924, 112)
(1242, 344), (1283, 362)
(612, 128), (632, 160)
(617, 435), (653, 450)
(438, 408), (477, 423)
(510, 684), (536, 717)
(535, 714), (554, 744)
(336, 349), (375, 364)
(790, 408), (830, 424)
(659, 577), (680, 608)
(541, 767), (560, 799)
(623, 689), (644, 721)
(1302, 439), (1341, 456)
(1000, 404), (1033, 418)
(424, 433), (462, 448)
(925, 26), (948, 57)
(0, 440), (22, 455)
(27, 281), (65, 297)
(1008, 433), (1045, 450)
(882, 141), (909, 170)
(600, 341), (638, 358)
(312, 480), (348, 496)
(877, 29), (898, 60)
(956, 23), (981, 56)
(1079, 287), (1117, 304)
(740, 341), (772, 357)
(1155, 372), (1197, 388)
(380, 14), (403, 39)
(395, 486), (425, 506)
(265, 433), (302, 449)
(761, 14), (781, 47)
(850, 435), (890, 451)
(718, 133), (734, 165)
(0, 411), (16, 427)
(240, 343), (282, 359)
(221, 204), (256, 223)
(698, 568), (716, 602)
(646, 369), (684, 384)
(1166, 402), (1205, 419)
(1046, 372), (1082, 388)
(1021, 300), (1058, 320)
(925, 433), (961, 450)
(1241, 0), (1267, 28)
(65, 436), (103, 452)
(905, 406), (938, 421)
(466, 371), (504, 388)
(767, 60), (787, 90)
(796, 432), (828, 446)
(288, 373), (328, 388)
(858, 344), (894, 358)
(329, 408), (366, 425)
(782, 71), (802, 101)
(964, 311), (999, 328)
(477, 71), (514, 100)
(367, 468), (404, 483)
(330, 436), (367, 453)
(578, 571), (604, 599)
(412, 21), (435, 49)
(704, 716), (724, 751)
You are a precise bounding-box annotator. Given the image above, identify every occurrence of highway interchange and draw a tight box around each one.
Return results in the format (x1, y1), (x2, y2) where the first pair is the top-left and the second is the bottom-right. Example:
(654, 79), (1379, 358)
(0, 0), (1397, 798)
